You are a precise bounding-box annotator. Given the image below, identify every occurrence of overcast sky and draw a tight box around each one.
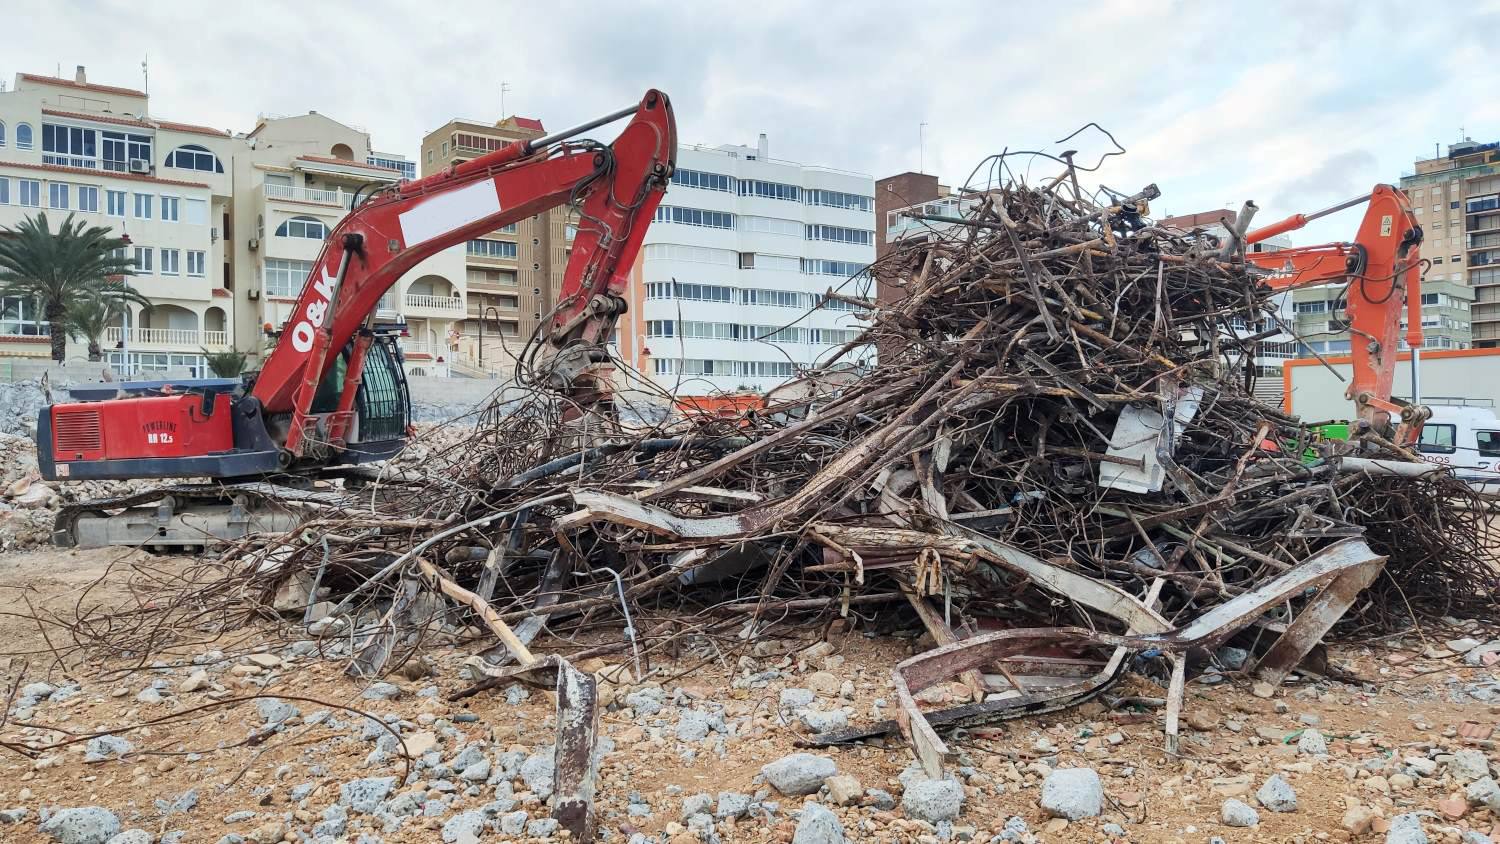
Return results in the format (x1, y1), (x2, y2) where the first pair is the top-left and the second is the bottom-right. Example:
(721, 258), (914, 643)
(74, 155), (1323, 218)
(10, 1), (1499, 244)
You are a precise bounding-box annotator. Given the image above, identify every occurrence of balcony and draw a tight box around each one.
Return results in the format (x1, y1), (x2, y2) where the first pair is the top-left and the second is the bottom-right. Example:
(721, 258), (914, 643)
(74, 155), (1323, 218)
(404, 293), (465, 316)
(105, 327), (229, 350)
(263, 183), (356, 210)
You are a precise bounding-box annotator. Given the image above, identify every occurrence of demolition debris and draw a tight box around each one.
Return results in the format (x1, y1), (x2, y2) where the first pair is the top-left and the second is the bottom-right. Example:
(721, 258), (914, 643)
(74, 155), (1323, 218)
(31, 153), (1499, 840)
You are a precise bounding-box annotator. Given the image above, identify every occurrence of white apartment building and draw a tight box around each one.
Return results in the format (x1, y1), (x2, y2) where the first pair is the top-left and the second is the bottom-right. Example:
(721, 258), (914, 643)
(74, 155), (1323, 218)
(0, 68), (463, 378)
(618, 136), (875, 395)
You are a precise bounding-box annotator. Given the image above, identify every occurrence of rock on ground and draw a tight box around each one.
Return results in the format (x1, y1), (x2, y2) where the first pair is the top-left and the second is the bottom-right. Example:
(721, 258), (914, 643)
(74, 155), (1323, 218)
(1451, 749), (1492, 783)
(1256, 774), (1297, 812)
(340, 777), (396, 813)
(440, 811), (484, 843)
(1040, 768), (1103, 820)
(40, 807), (121, 844)
(105, 832), (151, 844)
(1387, 812), (1429, 844)
(824, 774), (863, 806)
(1221, 798), (1259, 827)
(1466, 777), (1500, 811)
(761, 753), (837, 796)
(902, 778), (964, 823)
(83, 735), (132, 763)
(792, 803), (846, 844)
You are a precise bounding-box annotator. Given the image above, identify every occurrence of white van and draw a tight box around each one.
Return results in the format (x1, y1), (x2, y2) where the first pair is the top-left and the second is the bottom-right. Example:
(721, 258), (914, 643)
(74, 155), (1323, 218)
(1415, 405), (1500, 491)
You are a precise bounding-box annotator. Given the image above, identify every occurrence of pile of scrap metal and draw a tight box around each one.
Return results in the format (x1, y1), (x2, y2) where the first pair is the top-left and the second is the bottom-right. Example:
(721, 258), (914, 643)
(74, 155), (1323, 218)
(103, 166), (1495, 839)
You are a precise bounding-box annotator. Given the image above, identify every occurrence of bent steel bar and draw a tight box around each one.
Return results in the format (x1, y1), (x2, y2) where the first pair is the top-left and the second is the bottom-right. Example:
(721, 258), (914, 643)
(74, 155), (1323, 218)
(889, 538), (1383, 776)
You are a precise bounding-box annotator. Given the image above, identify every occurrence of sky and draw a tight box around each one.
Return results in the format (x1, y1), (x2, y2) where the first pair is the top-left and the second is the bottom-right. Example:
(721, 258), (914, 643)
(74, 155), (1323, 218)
(9, 0), (1500, 245)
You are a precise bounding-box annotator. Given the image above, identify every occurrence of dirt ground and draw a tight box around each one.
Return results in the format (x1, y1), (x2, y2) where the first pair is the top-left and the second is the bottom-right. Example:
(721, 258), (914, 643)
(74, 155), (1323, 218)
(3, 547), (1500, 844)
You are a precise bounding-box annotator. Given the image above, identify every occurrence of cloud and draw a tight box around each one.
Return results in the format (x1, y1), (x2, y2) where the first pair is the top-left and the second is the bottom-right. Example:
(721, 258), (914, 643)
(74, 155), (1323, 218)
(4, 0), (1497, 247)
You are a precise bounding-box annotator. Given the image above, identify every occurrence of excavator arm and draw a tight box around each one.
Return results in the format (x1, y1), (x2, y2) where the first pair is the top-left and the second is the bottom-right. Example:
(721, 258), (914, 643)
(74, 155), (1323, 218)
(255, 90), (675, 459)
(1240, 184), (1427, 443)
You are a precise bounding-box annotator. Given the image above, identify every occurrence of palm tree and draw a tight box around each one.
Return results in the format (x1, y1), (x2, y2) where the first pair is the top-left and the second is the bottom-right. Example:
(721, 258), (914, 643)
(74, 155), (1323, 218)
(201, 347), (249, 378)
(0, 212), (142, 362)
(61, 283), (141, 362)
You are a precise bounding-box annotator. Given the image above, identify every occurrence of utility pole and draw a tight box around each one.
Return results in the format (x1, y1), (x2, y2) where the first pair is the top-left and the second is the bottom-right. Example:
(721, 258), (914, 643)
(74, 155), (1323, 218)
(919, 122), (928, 174)
(500, 81), (512, 117)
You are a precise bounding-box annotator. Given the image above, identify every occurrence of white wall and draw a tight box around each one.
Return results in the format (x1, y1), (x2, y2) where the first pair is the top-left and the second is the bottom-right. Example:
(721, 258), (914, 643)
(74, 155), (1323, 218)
(1285, 351), (1500, 421)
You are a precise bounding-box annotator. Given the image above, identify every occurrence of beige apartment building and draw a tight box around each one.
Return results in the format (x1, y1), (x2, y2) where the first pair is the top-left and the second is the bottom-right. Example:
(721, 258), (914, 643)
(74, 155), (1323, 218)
(0, 66), (468, 378)
(1401, 139), (1500, 348)
(420, 116), (576, 374)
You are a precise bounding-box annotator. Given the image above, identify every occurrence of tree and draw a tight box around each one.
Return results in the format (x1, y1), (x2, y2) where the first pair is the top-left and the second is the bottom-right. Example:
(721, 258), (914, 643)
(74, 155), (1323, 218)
(0, 212), (142, 362)
(61, 283), (140, 362)
(202, 347), (249, 378)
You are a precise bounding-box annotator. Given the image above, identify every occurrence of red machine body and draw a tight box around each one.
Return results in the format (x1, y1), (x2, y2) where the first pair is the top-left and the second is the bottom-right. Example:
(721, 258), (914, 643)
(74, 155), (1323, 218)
(38, 91), (676, 482)
(50, 393), (235, 465)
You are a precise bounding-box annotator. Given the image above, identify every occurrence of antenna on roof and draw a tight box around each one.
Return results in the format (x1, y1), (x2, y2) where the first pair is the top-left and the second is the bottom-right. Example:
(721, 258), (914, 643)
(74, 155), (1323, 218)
(141, 54), (149, 111)
(500, 81), (512, 118)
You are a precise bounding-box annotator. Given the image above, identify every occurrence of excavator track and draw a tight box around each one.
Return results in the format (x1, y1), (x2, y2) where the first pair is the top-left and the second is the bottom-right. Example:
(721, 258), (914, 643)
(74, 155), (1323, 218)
(54, 482), (327, 551)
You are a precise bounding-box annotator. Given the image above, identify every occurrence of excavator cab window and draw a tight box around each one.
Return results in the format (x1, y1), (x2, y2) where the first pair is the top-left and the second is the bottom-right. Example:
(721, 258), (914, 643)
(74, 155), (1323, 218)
(356, 336), (410, 443)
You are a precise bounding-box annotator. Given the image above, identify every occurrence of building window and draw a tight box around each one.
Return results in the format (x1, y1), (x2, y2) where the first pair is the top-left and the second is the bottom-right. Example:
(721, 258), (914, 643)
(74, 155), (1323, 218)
(264, 258), (314, 297)
(740, 216), (802, 237)
(0, 178), (8, 205)
(1453, 255), (1462, 264)
(165, 144), (223, 173)
(738, 179), (801, 202)
(440, 141), (449, 157)
(76, 185), (98, 212)
(740, 288), (806, 308)
(1434, 257), (1444, 265)
(19, 180), (40, 207)
(106, 190), (126, 216)
(183, 198), (208, 225)
(48, 183), (68, 210)
(160, 249), (180, 275)
(805, 224), (873, 245)
(646, 320), (675, 338)
(15, 123), (33, 150)
(132, 246), (153, 273)
(160, 196), (180, 222)
(99, 131), (151, 172)
(801, 258), (869, 277)
(805, 189), (873, 212)
(654, 206), (734, 229)
(275, 215), (329, 239)
(0, 121), (5, 147)
(466, 239), (518, 258)
(42, 124), (99, 168)
(187, 250), (206, 277)
(134, 193), (153, 219)
(0, 297), (49, 336)
(671, 168), (734, 192)
(427, 149), (434, 164)
(642, 243), (738, 265)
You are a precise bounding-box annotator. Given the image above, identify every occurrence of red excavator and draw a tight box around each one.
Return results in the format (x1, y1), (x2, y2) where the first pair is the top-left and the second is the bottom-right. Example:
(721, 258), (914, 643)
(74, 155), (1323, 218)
(36, 90), (676, 547)
(1233, 185), (1428, 444)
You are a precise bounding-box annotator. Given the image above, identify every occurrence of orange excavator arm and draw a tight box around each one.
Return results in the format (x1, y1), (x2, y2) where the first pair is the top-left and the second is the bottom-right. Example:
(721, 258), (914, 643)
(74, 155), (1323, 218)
(1241, 185), (1427, 443)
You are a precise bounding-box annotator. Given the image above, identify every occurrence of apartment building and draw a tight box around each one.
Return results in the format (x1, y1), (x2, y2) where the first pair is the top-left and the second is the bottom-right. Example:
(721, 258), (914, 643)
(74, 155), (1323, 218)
(419, 116), (571, 374)
(0, 69), (234, 374)
(613, 135), (875, 395)
(233, 111), (460, 376)
(0, 66), (466, 378)
(1401, 139), (1499, 348)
